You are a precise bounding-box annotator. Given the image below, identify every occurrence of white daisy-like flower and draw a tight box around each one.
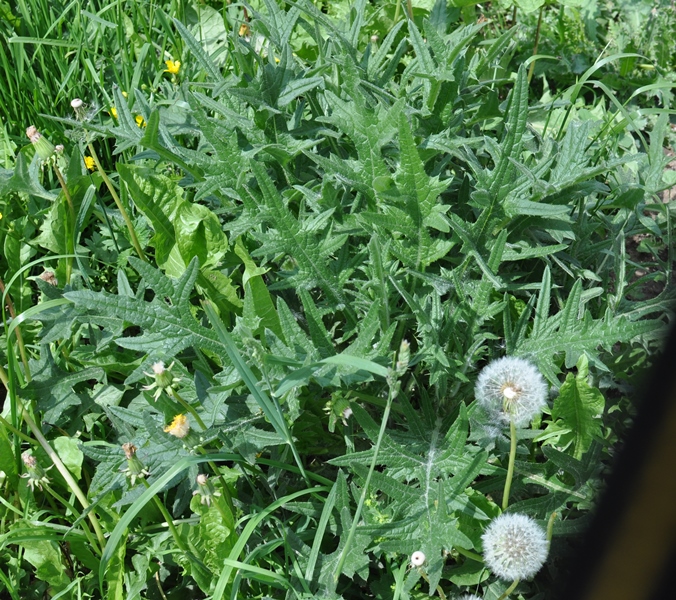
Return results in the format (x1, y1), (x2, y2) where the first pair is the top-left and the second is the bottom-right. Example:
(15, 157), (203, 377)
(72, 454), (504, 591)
(482, 513), (549, 581)
(410, 551), (426, 567)
(475, 356), (548, 428)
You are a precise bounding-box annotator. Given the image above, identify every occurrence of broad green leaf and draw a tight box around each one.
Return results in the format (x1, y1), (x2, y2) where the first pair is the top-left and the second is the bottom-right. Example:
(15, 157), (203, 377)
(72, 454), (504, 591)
(53, 436), (83, 480)
(552, 355), (605, 459)
(235, 239), (282, 338)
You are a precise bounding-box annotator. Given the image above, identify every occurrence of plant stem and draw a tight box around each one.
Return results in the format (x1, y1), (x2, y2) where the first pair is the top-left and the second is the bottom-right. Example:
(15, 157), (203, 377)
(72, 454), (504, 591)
(334, 378), (396, 581)
(52, 165), (75, 285)
(528, 6), (544, 83)
(502, 419), (517, 510)
(419, 570), (447, 600)
(405, 0), (413, 20)
(44, 484), (102, 556)
(497, 579), (520, 600)
(20, 406), (105, 551)
(0, 278), (31, 381)
(87, 143), (146, 261)
(0, 413), (36, 444)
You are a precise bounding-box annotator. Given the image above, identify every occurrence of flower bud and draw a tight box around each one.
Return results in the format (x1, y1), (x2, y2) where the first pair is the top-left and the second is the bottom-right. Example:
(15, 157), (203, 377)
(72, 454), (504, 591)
(410, 551), (426, 567)
(39, 271), (58, 286)
(193, 473), (221, 506)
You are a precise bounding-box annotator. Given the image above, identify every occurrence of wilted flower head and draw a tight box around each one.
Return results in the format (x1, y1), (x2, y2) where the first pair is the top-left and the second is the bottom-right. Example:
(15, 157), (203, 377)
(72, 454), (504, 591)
(164, 414), (190, 438)
(21, 451), (51, 491)
(26, 126), (56, 161)
(39, 270), (58, 286)
(410, 551), (426, 567)
(482, 513), (548, 581)
(475, 357), (547, 428)
(120, 442), (150, 485)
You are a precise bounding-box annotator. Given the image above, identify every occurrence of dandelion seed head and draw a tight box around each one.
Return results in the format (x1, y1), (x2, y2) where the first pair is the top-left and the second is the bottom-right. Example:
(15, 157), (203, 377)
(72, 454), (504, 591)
(457, 595), (482, 600)
(475, 356), (547, 428)
(482, 513), (548, 581)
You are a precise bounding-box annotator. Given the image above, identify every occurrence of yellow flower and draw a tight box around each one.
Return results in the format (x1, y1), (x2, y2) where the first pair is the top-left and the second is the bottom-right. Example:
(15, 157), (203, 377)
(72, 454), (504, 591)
(109, 106), (118, 119)
(135, 114), (146, 128)
(165, 60), (181, 75)
(121, 91), (128, 98)
(164, 414), (189, 438)
(0, 211), (3, 220)
(84, 156), (96, 171)
(239, 23), (250, 37)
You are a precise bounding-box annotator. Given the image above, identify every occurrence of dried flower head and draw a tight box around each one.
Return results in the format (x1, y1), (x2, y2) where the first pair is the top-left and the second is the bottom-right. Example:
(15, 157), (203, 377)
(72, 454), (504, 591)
(20, 451), (51, 491)
(475, 357), (547, 428)
(410, 551), (426, 567)
(482, 513), (549, 581)
(164, 414), (190, 438)
(39, 270), (58, 286)
(120, 442), (150, 485)
(26, 126), (56, 161)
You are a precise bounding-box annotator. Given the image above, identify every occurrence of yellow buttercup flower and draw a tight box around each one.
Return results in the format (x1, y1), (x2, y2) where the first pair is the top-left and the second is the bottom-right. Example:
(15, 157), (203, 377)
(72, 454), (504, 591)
(164, 414), (189, 438)
(109, 106), (118, 119)
(165, 60), (181, 75)
(135, 115), (146, 128)
(84, 156), (96, 171)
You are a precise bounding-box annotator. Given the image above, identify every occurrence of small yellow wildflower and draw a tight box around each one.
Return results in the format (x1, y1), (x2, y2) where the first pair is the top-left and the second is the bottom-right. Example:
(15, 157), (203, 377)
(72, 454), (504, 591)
(165, 60), (181, 75)
(164, 414), (189, 438)
(109, 106), (118, 119)
(84, 156), (96, 171)
(121, 91), (128, 98)
(135, 114), (146, 128)
(0, 211), (3, 220)
(239, 23), (250, 37)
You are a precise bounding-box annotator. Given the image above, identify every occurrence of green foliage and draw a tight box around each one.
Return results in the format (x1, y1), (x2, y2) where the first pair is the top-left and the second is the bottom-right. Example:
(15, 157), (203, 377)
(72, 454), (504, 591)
(0, 1), (673, 599)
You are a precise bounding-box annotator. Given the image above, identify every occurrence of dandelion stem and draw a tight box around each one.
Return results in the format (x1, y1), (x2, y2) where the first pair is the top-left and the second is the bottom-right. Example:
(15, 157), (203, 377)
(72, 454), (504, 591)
(19, 405), (105, 551)
(497, 578), (520, 600)
(334, 377), (396, 581)
(87, 143), (146, 262)
(0, 278), (31, 381)
(52, 165), (75, 284)
(502, 419), (518, 510)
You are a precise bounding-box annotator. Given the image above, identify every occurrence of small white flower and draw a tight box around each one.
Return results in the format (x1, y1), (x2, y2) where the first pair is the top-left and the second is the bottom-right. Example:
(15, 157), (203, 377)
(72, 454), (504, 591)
(410, 551), (426, 567)
(482, 513), (548, 581)
(71, 98), (83, 109)
(457, 595), (482, 600)
(475, 356), (547, 428)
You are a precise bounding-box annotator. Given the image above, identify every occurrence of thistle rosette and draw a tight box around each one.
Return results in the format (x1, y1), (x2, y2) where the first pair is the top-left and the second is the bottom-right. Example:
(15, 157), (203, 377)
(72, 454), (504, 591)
(475, 356), (547, 428)
(481, 513), (549, 581)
